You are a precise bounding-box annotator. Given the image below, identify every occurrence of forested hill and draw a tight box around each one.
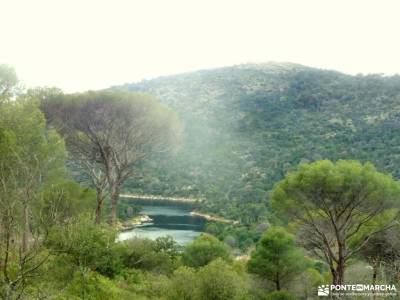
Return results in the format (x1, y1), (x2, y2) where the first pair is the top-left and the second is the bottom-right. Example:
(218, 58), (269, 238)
(113, 62), (400, 222)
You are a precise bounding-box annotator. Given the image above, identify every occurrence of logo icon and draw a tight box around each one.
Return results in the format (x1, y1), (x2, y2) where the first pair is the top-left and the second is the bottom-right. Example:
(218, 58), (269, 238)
(318, 285), (330, 296)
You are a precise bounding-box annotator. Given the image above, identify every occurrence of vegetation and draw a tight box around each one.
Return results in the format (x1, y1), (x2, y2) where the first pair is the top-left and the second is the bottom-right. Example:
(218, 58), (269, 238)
(182, 234), (231, 268)
(358, 227), (400, 288)
(271, 160), (400, 285)
(117, 63), (400, 225)
(248, 227), (307, 290)
(41, 90), (180, 225)
(1, 63), (400, 299)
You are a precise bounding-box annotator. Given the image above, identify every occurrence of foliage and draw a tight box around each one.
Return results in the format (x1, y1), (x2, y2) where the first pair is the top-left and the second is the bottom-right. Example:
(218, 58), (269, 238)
(153, 235), (182, 257)
(294, 268), (325, 299)
(358, 226), (400, 285)
(41, 90), (181, 224)
(205, 221), (268, 251)
(38, 180), (95, 228)
(62, 269), (125, 300)
(264, 290), (297, 300)
(182, 234), (231, 268)
(119, 202), (142, 220)
(271, 159), (400, 285)
(248, 227), (307, 290)
(121, 236), (181, 274)
(0, 64), (19, 101)
(0, 90), (69, 299)
(46, 214), (124, 277)
(4, 63), (400, 299)
(166, 266), (197, 300)
(116, 64), (400, 226)
(196, 258), (249, 300)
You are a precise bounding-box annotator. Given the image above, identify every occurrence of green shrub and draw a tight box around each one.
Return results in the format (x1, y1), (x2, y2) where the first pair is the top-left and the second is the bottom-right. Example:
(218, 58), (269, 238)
(264, 290), (297, 300)
(182, 234), (231, 268)
(196, 258), (248, 300)
(65, 269), (123, 300)
(46, 214), (123, 277)
(167, 266), (197, 300)
(121, 236), (181, 274)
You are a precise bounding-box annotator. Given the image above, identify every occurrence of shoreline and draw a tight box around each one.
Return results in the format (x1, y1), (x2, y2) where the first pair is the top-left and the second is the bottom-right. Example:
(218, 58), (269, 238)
(190, 211), (239, 225)
(118, 214), (153, 231)
(120, 194), (201, 204)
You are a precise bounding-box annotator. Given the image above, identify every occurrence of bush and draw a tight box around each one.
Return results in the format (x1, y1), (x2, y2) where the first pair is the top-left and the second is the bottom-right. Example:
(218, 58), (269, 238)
(46, 214), (123, 277)
(264, 291), (297, 300)
(121, 236), (181, 274)
(60, 269), (124, 300)
(167, 266), (197, 300)
(196, 259), (248, 300)
(182, 234), (231, 268)
(248, 227), (307, 290)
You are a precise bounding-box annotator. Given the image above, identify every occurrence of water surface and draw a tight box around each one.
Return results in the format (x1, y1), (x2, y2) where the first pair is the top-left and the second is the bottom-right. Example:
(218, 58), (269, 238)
(118, 203), (206, 245)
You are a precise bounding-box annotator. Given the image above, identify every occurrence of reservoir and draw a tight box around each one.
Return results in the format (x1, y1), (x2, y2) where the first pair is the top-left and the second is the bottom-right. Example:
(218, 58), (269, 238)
(117, 200), (206, 245)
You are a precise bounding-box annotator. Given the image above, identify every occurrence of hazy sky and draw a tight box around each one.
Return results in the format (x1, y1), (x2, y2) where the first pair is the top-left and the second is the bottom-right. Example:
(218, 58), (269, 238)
(1, 0), (399, 92)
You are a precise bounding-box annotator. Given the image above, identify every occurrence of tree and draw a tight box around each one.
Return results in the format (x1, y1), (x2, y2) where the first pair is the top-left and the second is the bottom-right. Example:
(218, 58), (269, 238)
(38, 180), (95, 230)
(46, 214), (123, 278)
(359, 226), (400, 299)
(0, 98), (68, 299)
(167, 266), (197, 300)
(153, 235), (182, 258)
(121, 237), (181, 274)
(196, 258), (248, 300)
(41, 91), (181, 225)
(62, 270), (125, 300)
(182, 234), (231, 268)
(247, 227), (307, 291)
(0, 65), (19, 102)
(271, 160), (400, 286)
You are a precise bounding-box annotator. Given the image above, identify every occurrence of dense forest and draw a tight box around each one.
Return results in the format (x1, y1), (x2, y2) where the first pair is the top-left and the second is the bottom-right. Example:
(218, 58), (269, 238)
(117, 63), (400, 217)
(1, 63), (400, 299)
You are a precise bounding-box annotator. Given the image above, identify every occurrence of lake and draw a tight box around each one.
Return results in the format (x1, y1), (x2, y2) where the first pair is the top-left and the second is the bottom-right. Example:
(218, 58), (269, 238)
(117, 202), (206, 245)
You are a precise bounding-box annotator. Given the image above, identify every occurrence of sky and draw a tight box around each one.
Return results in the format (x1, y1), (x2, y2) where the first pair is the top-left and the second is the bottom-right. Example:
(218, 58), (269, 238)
(1, 0), (399, 92)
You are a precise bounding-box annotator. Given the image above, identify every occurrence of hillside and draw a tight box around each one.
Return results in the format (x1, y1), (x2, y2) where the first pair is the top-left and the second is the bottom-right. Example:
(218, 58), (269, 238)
(114, 62), (400, 222)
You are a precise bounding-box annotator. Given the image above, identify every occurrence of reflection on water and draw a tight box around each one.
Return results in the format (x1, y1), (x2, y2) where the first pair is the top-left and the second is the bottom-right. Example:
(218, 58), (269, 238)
(117, 203), (206, 245)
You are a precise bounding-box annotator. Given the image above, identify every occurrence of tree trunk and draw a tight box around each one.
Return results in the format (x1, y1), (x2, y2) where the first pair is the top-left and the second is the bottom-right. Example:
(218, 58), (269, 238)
(332, 237), (345, 286)
(329, 258), (345, 300)
(372, 263), (378, 300)
(332, 261), (345, 286)
(95, 189), (104, 224)
(275, 272), (281, 291)
(22, 201), (30, 253)
(109, 183), (120, 226)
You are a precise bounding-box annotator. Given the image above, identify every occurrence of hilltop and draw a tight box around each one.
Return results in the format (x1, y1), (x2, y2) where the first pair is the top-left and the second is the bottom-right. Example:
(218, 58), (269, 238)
(113, 63), (400, 222)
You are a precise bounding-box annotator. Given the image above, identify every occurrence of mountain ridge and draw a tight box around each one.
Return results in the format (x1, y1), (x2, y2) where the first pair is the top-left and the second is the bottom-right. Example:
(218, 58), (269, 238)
(112, 62), (400, 222)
